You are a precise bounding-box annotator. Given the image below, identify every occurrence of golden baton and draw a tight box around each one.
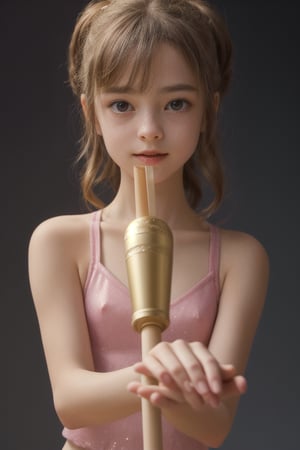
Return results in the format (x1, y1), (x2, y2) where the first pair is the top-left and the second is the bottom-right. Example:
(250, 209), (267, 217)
(124, 166), (173, 450)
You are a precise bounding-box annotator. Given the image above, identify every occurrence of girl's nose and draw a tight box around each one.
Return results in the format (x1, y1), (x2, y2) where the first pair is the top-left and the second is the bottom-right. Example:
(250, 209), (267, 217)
(137, 113), (164, 142)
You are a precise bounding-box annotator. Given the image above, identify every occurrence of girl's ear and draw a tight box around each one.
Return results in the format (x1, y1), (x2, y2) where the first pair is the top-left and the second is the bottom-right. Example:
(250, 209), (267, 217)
(80, 94), (102, 135)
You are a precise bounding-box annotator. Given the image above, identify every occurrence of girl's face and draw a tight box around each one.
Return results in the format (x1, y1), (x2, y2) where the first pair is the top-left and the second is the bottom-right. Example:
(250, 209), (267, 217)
(94, 43), (206, 185)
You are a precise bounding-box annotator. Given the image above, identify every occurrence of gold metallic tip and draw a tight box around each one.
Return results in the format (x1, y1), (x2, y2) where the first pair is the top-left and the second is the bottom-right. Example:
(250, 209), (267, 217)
(124, 216), (173, 333)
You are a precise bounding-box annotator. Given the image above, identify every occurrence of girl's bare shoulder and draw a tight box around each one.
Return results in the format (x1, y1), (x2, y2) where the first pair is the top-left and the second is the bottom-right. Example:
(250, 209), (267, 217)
(28, 212), (96, 269)
(218, 227), (269, 283)
(30, 212), (93, 243)
(220, 227), (269, 258)
(28, 212), (97, 288)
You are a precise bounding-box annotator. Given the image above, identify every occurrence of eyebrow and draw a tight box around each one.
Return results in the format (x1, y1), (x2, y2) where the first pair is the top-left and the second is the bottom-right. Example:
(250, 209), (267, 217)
(101, 84), (198, 94)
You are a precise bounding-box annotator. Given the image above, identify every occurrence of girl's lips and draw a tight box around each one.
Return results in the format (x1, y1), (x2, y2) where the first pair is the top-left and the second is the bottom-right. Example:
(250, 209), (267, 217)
(133, 152), (168, 166)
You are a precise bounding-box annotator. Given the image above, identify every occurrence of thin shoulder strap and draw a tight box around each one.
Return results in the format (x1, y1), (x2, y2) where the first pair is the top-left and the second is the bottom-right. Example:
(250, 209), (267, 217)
(209, 224), (221, 296)
(90, 209), (101, 264)
(84, 210), (101, 292)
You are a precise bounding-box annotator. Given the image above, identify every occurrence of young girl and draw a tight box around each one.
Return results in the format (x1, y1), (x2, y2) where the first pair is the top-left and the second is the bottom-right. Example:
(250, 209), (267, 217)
(28, 1), (269, 449)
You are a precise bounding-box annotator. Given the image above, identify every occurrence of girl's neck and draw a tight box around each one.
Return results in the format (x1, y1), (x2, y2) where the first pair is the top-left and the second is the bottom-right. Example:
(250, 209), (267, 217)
(102, 170), (204, 231)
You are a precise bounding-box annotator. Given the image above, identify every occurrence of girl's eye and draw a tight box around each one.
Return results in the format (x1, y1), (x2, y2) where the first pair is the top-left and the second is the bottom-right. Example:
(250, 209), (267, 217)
(110, 101), (133, 113)
(166, 99), (190, 111)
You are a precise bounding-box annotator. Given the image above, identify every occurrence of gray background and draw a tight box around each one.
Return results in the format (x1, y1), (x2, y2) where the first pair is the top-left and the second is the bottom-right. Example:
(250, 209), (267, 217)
(2, 1), (299, 449)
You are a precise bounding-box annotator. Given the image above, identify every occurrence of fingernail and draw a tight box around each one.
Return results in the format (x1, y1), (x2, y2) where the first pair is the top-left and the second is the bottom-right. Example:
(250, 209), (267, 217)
(196, 381), (208, 395)
(211, 381), (221, 394)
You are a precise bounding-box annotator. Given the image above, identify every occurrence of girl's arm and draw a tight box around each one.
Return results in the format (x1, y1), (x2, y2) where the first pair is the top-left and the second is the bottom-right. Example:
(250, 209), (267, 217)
(128, 230), (269, 447)
(28, 216), (141, 429)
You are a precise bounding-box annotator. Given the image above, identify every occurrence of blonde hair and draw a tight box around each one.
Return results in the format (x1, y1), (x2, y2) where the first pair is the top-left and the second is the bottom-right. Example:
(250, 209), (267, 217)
(69, 0), (233, 215)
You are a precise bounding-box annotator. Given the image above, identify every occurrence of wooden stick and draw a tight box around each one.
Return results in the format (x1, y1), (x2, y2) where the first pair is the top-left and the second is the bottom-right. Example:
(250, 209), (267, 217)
(134, 166), (156, 217)
(145, 166), (156, 216)
(134, 166), (149, 217)
(141, 326), (163, 450)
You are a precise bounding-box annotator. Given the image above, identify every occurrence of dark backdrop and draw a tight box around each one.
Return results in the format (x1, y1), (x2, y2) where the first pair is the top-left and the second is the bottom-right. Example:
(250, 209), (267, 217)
(2, 1), (299, 449)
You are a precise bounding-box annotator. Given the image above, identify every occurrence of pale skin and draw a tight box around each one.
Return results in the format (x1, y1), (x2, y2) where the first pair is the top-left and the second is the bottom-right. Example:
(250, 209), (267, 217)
(29, 44), (269, 450)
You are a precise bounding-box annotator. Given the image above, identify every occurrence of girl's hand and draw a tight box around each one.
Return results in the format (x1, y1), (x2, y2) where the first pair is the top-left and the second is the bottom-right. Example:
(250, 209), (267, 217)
(127, 340), (247, 410)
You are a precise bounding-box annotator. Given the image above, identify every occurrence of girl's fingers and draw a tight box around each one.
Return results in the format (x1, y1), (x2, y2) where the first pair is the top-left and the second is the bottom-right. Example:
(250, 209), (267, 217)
(170, 340), (221, 408)
(220, 364), (236, 380)
(222, 376), (247, 398)
(146, 340), (209, 392)
(128, 381), (184, 404)
(130, 382), (206, 411)
(129, 381), (213, 411)
(133, 361), (157, 378)
(128, 374), (247, 411)
(146, 341), (191, 389)
(149, 392), (177, 409)
(132, 341), (246, 410)
(189, 342), (223, 395)
(171, 340), (207, 391)
(135, 360), (238, 388)
(136, 340), (220, 409)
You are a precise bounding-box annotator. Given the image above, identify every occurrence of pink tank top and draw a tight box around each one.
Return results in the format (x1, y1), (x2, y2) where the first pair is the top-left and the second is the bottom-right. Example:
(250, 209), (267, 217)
(63, 210), (220, 450)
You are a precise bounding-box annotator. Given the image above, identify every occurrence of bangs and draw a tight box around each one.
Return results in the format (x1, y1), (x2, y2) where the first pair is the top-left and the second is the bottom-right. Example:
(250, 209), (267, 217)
(94, 38), (158, 92)
(86, 2), (204, 95)
(92, 11), (167, 92)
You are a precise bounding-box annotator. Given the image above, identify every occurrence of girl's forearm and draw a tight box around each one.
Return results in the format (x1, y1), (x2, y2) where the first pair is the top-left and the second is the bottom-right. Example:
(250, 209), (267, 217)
(53, 366), (141, 429)
(54, 367), (233, 448)
(161, 400), (235, 448)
